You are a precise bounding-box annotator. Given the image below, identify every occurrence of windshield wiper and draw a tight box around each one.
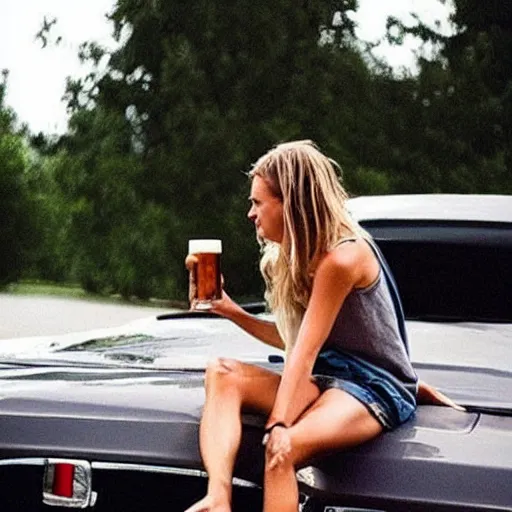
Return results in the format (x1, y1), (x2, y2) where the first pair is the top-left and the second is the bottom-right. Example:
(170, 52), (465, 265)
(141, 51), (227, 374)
(157, 301), (267, 321)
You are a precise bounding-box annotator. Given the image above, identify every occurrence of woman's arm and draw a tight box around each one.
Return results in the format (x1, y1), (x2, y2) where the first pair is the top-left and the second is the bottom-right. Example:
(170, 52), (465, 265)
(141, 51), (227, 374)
(212, 293), (285, 350)
(186, 254), (285, 350)
(266, 246), (363, 428)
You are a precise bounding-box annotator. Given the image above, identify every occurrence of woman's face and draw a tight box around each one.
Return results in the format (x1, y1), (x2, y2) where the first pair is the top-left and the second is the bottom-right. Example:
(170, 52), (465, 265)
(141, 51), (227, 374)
(247, 175), (284, 243)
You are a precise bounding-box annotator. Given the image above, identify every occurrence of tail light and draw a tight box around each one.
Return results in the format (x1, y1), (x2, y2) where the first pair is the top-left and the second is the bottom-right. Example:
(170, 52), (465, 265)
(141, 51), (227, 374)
(43, 459), (97, 508)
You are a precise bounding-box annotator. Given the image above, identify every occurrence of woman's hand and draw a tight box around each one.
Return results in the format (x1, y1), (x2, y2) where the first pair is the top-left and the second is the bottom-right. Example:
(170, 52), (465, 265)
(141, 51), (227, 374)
(263, 425), (292, 470)
(185, 254), (199, 306)
(417, 380), (466, 411)
(207, 289), (241, 318)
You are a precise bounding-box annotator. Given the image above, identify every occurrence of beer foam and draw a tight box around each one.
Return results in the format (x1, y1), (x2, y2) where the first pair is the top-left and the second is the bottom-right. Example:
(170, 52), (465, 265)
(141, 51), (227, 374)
(189, 239), (222, 254)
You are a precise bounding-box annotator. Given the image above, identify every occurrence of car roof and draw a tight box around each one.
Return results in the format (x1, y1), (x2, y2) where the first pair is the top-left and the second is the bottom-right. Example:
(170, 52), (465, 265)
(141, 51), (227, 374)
(347, 194), (512, 224)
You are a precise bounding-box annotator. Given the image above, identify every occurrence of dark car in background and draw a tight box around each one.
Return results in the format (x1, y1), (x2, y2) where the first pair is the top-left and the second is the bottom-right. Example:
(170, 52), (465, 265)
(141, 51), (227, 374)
(1, 194), (511, 511)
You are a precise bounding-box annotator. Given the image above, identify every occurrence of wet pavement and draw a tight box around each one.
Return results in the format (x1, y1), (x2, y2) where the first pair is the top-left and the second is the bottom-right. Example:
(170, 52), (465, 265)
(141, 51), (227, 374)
(0, 295), (174, 340)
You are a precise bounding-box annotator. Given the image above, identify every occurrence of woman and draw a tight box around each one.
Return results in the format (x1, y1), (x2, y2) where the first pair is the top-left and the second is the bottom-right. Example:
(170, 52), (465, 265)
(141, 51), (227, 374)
(185, 140), (461, 512)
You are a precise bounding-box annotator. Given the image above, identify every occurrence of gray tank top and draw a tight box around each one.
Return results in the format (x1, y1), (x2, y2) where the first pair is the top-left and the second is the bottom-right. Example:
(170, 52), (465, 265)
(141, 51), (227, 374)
(323, 240), (417, 385)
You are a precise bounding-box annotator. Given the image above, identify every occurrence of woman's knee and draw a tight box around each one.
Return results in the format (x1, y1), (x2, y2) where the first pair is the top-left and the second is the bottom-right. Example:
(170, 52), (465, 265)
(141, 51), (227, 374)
(204, 357), (241, 394)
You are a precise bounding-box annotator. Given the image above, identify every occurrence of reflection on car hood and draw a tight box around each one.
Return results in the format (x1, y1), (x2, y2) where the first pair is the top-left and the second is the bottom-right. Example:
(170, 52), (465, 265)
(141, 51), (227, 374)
(1, 313), (511, 411)
(407, 320), (512, 373)
(0, 313), (511, 371)
(0, 314), (274, 369)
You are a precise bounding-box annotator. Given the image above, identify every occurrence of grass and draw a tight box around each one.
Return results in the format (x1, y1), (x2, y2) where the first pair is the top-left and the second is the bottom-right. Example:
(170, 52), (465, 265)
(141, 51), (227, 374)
(4, 280), (187, 310)
(7, 281), (89, 298)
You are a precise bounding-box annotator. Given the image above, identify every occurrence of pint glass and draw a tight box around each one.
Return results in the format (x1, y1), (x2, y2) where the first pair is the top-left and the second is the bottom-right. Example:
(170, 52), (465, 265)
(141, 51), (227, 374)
(188, 239), (222, 310)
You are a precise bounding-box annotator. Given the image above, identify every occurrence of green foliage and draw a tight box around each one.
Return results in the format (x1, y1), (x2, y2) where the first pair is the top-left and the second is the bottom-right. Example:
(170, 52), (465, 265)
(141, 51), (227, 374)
(15, 1), (512, 301)
(23, 151), (71, 282)
(0, 76), (36, 287)
(383, 0), (512, 193)
(344, 166), (393, 196)
(48, 0), (378, 300)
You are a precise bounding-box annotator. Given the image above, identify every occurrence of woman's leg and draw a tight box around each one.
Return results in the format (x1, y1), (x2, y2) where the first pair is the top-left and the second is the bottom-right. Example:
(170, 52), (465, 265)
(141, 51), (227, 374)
(185, 358), (318, 512)
(263, 388), (383, 512)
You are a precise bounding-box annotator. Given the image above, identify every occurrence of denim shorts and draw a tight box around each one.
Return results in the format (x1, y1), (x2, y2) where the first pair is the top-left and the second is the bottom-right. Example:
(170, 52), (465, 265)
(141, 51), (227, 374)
(312, 349), (417, 430)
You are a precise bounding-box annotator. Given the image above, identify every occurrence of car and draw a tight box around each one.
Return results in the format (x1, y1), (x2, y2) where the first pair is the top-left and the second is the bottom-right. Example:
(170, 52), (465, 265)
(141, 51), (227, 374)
(0, 194), (511, 512)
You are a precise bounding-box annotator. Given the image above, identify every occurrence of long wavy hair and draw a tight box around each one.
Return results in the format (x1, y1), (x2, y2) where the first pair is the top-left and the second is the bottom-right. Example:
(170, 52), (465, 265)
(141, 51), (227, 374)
(249, 140), (367, 349)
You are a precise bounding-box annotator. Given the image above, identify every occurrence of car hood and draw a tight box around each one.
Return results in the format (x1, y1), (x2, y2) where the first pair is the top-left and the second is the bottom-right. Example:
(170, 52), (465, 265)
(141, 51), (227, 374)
(1, 313), (511, 510)
(0, 363), (511, 511)
(1, 313), (511, 408)
(1, 312), (511, 363)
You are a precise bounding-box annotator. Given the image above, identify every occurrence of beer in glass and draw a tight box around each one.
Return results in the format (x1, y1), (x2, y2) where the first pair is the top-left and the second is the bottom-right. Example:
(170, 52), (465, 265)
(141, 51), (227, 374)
(188, 239), (222, 309)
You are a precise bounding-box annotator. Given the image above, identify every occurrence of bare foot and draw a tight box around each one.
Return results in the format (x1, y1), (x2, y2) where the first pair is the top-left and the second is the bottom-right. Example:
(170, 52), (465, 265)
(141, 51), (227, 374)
(184, 495), (230, 512)
(417, 380), (466, 411)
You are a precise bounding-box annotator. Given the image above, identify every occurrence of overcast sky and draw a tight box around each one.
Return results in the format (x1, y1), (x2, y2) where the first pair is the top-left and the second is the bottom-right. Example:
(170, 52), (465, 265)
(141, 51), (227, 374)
(0, 0), (453, 135)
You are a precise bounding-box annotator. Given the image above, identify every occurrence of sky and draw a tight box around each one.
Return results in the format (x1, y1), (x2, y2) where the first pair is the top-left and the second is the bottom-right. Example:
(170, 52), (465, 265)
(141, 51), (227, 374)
(0, 0), (454, 135)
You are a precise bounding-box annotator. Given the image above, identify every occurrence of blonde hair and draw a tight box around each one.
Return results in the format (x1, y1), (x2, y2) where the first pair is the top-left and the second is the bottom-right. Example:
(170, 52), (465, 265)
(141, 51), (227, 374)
(249, 140), (367, 350)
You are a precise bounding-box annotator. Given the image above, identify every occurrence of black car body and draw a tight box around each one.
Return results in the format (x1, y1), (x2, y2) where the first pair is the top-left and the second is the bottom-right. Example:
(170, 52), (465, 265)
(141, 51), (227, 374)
(1, 194), (511, 511)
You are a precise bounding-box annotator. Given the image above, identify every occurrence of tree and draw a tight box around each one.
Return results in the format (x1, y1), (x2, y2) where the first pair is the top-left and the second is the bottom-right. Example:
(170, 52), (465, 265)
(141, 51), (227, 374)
(0, 72), (34, 287)
(36, 0), (512, 300)
(385, 0), (512, 193)
(54, 0), (393, 300)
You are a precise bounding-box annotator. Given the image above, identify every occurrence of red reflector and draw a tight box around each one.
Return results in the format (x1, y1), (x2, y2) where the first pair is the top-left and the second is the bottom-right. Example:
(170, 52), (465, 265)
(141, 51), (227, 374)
(52, 463), (75, 497)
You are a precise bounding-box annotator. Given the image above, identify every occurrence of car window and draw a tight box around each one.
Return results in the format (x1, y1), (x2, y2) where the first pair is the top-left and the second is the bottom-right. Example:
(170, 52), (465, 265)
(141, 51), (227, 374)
(366, 224), (512, 323)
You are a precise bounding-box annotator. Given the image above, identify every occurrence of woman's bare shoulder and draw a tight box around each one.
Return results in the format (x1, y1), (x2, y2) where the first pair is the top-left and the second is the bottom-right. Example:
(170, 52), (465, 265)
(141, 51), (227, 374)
(315, 242), (361, 283)
(317, 239), (376, 287)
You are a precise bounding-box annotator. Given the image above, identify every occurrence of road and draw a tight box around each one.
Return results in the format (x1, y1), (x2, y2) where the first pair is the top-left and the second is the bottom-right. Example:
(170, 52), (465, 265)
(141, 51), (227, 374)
(0, 295), (174, 340)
